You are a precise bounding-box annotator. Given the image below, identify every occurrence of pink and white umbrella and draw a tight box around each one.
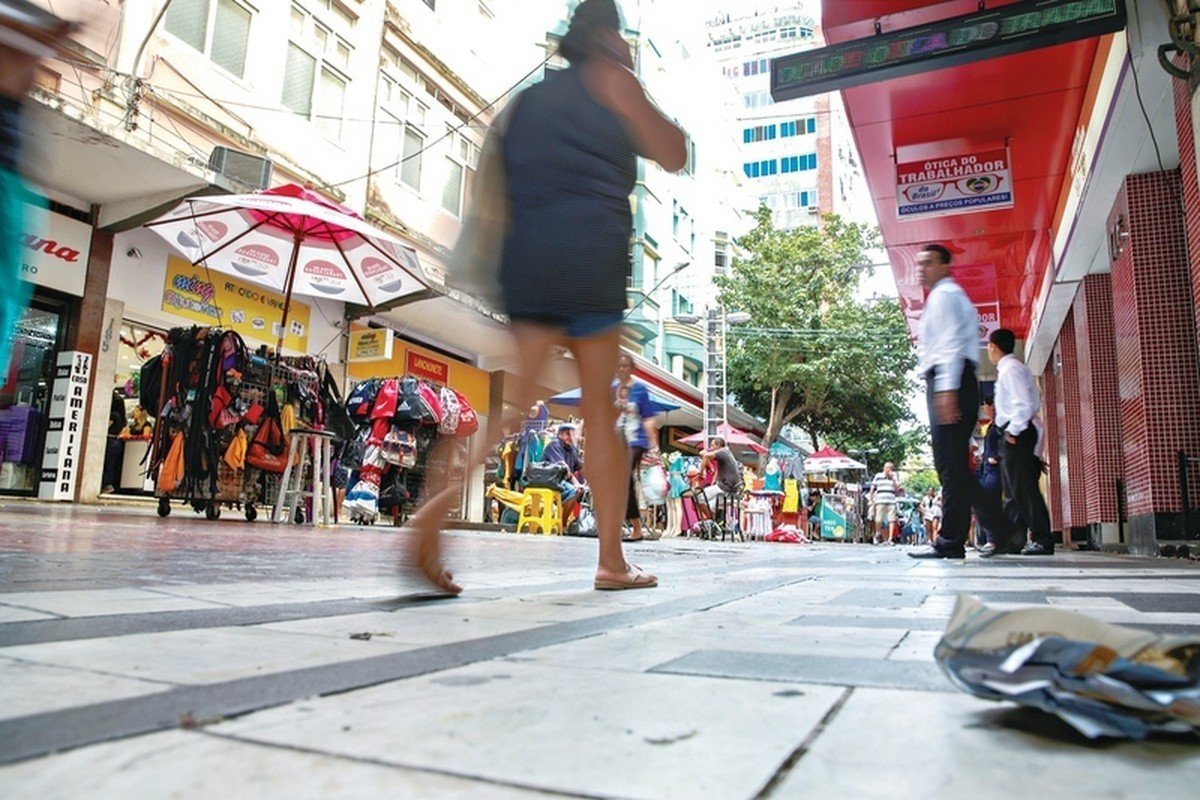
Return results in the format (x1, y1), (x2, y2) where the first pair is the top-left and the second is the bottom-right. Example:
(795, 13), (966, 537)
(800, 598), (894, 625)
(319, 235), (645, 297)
(144, 184), (429, 351)
(803, 445), (867, 473)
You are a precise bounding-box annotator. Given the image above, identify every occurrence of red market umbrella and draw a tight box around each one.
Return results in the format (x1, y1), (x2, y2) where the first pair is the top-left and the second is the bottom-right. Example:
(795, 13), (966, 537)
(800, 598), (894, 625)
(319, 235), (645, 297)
(144, 183), (429, 352)
(803, 445), (867, 473)
(678, 422), (767, 454)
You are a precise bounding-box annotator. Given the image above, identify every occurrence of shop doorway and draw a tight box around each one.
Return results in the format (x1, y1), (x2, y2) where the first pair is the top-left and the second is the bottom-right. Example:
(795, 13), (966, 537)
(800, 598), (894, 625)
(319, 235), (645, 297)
(0, 298), (68, 495)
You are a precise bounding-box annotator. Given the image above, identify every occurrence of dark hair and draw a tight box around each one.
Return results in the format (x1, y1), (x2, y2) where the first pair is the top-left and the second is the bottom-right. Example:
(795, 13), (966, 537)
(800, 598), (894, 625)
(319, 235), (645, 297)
(559, 0), (622, 64)
(920, 243), (952, 265)
(981, 394), (995, 406)
(711, 436), (726, 448)
(988, 328), (1016, 355)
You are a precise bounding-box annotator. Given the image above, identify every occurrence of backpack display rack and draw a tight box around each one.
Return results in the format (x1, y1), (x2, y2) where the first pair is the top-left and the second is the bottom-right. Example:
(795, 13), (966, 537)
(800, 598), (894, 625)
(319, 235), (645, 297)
(340, 375), (479, 525)
(144, 326), (332, 522)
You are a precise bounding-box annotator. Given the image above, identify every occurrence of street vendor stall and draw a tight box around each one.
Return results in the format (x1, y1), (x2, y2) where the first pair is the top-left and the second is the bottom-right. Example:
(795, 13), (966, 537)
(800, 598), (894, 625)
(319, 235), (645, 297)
(803, 445), (868, 541)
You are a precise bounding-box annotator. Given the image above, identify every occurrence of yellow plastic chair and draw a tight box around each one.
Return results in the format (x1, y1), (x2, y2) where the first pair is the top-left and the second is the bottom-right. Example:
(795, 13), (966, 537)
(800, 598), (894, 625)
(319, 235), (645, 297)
(517, 488), (563, 535)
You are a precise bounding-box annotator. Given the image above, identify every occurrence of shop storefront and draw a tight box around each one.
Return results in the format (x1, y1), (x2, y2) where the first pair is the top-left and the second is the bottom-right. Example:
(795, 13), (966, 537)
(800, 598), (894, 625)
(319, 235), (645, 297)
(77, 228), (347, 501)
(1, 208), (91, 496)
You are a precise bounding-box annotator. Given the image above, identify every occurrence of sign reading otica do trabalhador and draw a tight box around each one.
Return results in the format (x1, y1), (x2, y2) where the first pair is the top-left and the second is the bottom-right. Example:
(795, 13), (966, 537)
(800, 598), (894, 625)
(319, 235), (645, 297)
(896, 148), (1013, 219)
(38, 351), (92, 501)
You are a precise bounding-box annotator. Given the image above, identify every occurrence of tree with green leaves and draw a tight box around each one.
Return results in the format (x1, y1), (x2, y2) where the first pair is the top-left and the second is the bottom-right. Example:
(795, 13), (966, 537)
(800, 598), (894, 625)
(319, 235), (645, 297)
(718, 207), (916, 464)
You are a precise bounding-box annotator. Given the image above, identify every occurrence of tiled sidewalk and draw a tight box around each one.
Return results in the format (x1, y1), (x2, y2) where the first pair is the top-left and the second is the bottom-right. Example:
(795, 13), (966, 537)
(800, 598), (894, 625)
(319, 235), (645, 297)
(0, 502), (1197, 798)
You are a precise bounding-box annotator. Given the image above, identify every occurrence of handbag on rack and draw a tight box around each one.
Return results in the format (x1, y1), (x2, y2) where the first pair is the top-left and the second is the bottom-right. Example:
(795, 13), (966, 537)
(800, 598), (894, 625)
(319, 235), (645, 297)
(245, 393), (290, 473)
(445, 94), (522, 308)
(381, 426), (417, 468)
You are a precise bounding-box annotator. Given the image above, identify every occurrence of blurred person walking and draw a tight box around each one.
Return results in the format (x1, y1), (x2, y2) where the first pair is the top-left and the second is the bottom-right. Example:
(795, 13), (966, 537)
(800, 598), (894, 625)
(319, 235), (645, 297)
(0, 2), (74, 379)
(406, 0), (685, 593)
(908, 244), (1009, 560)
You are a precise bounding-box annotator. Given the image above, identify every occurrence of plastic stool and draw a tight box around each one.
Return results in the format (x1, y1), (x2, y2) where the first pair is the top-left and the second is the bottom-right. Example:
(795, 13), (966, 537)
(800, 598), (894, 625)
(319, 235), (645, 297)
(273, 429), (336, 527)
(517, 488), (562, 535)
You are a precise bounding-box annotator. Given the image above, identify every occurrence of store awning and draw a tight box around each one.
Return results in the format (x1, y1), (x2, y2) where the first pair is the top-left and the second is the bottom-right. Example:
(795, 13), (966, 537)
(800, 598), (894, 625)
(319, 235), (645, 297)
(819, 0), (1122, 348)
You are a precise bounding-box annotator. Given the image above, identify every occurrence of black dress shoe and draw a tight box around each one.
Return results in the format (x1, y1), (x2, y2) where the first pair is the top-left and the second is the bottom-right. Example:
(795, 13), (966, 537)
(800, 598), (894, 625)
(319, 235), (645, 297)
(980, 540), (1025, 558)
(908, 546), (965, 560)
(1020, 542), (1054, 556)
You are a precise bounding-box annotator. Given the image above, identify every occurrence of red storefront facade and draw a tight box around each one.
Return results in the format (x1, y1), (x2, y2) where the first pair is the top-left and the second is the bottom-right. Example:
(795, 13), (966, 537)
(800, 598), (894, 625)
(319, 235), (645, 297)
(816, 0), (1200, 553)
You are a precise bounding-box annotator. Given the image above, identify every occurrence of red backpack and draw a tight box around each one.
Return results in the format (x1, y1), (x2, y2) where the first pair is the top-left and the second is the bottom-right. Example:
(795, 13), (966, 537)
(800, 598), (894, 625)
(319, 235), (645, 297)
(453, 387), (479, 437)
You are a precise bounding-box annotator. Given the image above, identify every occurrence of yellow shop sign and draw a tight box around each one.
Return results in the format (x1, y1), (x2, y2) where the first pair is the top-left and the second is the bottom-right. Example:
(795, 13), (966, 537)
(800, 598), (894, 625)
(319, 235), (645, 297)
(162, 257), (311, 351)
(348, 328), (395, 363)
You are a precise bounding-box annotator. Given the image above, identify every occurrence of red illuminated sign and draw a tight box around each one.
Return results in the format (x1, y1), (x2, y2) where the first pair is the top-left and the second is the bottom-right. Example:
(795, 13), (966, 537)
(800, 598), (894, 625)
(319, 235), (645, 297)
(407, 350), (449, 383)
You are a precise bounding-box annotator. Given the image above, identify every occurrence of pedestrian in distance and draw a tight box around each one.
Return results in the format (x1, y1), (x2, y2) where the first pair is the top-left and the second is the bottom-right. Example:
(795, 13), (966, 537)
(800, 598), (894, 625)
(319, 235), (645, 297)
(984, 328), (1055, 556)
(908, 243), (1010, 559)
(868, 461), (899, 544)
(614, 352), (662, 542)
(975, 395), (1006, 555)
(404, 0), (686, 593)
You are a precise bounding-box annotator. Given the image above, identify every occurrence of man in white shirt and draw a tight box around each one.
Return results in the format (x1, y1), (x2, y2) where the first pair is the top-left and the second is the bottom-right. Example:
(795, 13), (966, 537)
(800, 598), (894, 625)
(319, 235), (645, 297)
(986, 328), (1054, 556)
(909, 244), (1010, 560)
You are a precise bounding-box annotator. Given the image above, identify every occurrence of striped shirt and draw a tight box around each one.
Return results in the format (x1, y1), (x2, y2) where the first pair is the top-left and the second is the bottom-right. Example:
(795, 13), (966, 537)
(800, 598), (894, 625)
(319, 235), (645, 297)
(870, 472), (898, 504)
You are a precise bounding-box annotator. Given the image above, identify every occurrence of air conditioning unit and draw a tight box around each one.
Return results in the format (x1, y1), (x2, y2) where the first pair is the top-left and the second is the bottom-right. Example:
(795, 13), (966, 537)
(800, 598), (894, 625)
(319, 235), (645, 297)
(208, 146), (273, 191)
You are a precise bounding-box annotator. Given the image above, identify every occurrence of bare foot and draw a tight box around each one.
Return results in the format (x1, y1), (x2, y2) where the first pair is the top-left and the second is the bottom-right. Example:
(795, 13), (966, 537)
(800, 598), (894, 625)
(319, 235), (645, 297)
(405, 524), (462, 596)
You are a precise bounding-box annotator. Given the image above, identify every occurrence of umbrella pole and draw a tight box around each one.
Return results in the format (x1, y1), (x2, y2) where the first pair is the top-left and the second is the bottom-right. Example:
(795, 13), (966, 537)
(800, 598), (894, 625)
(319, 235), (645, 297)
(276, 232), (304, 358)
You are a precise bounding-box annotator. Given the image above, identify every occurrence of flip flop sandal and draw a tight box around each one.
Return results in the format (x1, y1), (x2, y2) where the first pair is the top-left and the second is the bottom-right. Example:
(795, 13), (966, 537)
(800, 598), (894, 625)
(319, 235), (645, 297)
(594, 564), (658, 591)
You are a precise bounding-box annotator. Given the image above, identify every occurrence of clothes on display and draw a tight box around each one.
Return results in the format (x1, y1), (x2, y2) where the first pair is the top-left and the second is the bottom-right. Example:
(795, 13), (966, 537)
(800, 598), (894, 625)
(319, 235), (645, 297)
(147, 327), (333, 521)
(340, 374), (478, 525)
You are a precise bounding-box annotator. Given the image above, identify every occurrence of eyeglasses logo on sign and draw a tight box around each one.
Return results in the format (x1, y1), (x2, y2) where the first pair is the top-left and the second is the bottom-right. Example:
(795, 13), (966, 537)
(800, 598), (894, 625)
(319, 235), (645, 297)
(895, 148), (1013, 219)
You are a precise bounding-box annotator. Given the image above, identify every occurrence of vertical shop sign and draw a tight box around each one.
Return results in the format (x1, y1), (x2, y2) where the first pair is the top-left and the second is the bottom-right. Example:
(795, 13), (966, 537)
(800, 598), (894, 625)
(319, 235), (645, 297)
(896, 148), (1013, 219)
(38, 351), (92, 500)
(406, 350), (449, 383)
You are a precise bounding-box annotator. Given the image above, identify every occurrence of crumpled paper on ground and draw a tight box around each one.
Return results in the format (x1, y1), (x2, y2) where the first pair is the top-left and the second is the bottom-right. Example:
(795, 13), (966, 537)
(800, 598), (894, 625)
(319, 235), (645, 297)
(935, 595), (1200, 740)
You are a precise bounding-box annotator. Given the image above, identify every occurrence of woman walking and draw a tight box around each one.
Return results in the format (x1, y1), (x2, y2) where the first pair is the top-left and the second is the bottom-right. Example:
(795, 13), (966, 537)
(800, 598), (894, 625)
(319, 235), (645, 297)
(404, 0), (685, 594)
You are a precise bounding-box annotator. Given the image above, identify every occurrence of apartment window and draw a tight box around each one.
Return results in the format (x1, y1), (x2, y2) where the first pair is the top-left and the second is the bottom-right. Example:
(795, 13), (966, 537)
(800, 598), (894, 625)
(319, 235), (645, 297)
(743, 124), (777, 143)
(441, 130), (476, 216)
(165, 0), (252, 78)
(714, 239), (729, 275)
(742, 159), (776, 178)
(401, 126), (424, 190)
(682, 138), (696, 175)
(284, 4), (353, 138)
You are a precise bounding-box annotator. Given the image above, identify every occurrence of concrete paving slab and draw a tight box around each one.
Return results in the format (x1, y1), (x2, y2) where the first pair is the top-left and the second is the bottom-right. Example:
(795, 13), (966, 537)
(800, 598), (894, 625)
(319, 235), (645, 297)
(0, 588), (227, 618)
(0, 729), (544, 799)
(214, 660), (844, 799)
(0, 657), (169, 722)
(259, 609), (546, 646)
(885, 631), (942, 662)
(0, 605), (57, 624)
(773, 688), (1200, 800)
(652, 650), (954, 692)
(0, 625), (414, 685)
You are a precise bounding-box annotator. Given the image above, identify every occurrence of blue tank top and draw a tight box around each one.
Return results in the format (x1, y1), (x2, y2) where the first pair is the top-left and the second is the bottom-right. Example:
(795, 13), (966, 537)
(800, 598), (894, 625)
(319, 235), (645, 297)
(500, 67), (637, 316)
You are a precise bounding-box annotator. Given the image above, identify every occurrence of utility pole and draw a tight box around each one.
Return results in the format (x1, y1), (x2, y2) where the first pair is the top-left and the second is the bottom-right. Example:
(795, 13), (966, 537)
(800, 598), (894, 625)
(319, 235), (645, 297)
(704, 307), (726, 446)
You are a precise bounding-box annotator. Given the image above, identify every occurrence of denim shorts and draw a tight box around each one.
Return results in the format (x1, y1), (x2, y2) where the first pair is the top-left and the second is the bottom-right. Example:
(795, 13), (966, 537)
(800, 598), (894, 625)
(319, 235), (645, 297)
(508, 311), (624, 338)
